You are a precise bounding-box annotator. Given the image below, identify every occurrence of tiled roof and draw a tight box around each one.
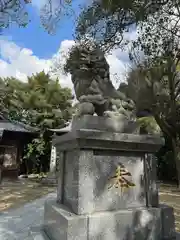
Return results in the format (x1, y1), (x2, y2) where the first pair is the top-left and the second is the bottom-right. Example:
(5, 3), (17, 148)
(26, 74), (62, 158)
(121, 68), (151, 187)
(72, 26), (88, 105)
(0, 120), (38, 133)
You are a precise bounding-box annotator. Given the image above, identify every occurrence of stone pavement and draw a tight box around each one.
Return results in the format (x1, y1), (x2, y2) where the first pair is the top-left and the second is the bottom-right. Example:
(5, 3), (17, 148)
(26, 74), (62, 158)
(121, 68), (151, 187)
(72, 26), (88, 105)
(0, 192), (56, 240)
(0, 191), (180, 240)
(0, 178), (56, 212)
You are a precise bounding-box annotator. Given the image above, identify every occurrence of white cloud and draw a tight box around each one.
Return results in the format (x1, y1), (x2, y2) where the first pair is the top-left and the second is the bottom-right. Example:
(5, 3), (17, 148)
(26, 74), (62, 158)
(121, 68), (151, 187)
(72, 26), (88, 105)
(106, 52), (128, 89)
(0, 38), (130, 91)
(0, 39), (51, 81)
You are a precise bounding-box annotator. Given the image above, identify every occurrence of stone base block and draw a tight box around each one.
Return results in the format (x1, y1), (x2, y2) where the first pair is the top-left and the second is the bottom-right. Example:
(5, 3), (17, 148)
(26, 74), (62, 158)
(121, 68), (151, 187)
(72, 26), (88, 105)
(44, 200), (88, 240)
(160, 204), (176, 239)
(44, 200), (175, 240)
(88, 207), (161, 240)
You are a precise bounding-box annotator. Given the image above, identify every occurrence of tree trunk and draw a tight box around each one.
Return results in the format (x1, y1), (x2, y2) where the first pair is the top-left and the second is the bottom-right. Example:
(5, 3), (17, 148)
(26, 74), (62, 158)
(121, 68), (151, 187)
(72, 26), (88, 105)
(172, 137), (180, 189)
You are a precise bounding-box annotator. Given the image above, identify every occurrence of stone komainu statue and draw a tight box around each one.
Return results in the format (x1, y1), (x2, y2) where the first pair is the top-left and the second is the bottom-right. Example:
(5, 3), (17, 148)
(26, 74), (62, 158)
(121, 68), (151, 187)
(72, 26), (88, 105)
(64, 41), (135, 119)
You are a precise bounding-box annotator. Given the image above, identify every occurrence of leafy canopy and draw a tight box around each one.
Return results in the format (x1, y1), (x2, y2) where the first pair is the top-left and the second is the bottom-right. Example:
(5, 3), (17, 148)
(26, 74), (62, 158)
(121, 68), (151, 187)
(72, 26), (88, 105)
(75, 0), (180, 52)
(1, 71), (73, 129)
(0, 71), (73, 173)
(0, 0), (74, 33)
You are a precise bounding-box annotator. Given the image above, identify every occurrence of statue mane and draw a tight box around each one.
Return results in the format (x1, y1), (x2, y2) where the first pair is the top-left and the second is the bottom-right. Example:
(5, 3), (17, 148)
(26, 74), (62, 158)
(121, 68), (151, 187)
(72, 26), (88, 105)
(64, 40), (135, 119)
(64, 41), (109, 80)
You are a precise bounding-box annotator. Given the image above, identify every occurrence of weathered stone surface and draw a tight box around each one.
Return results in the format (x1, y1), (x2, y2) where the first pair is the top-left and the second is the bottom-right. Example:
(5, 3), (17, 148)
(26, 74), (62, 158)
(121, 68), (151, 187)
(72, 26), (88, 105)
(71, 115), (139, 133)
(49, 145), (56, 173)
(54, 129), (163, 214)
(160, 204), (176, 239)
(56, 152), (64, 203)
(144, 154), (159, 207)
(54, 129), (164, 153)
(44, 200), (88, 240)
(63, 41), (135, 118)
(41, 173), (57, 186)
(43, 123), (175, 240)
(44, 200), (162, 240)
(88, 207), (162, 240)
(63, 149), (146, 214)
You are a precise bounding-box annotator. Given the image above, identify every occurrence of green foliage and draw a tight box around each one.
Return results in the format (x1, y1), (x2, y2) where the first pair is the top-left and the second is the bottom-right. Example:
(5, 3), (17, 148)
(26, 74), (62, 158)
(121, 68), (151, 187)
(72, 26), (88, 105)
(0, 71), (73, 174)
(22, 71), (73, 129)
(74, 0), (180, 184)
(125, 58), (180, 184)
(130, 2), (180, 61)
(137, 116), (161, 134)
(1, 71), (73, 128)
(22, 72), (73, 173)
(23, 133), (46, 174)
(24, 135), (45, 160)
(0, 0), (73, 34)
(75, 0), (170, 51)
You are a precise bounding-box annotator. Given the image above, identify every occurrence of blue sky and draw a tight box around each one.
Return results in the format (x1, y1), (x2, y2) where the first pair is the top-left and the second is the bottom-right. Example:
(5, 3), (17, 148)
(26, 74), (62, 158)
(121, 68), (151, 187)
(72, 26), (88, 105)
(0, 0), (135, 89)
(2, 1), (79, 58)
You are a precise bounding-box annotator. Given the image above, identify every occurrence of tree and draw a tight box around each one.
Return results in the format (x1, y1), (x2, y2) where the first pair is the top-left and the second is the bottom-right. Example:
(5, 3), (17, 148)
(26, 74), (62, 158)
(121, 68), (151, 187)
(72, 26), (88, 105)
(2, 77), (29, 121)
(125, 1), (180, 187)
(0, 0), (31, 30)
(40, 0), (74, 34)
(0, 71), (73, 173)
(0, 77), (11, 116)
(0, 0), (73, 33)
(75, 1), (180, 52)
(19, 71), (73, 173)
(21, 71), (73, 129)
(75, 0), (180, 187)
(125, 57), (180, 187)
(0, 72), (73, 128)
(118, 74), (161, 134)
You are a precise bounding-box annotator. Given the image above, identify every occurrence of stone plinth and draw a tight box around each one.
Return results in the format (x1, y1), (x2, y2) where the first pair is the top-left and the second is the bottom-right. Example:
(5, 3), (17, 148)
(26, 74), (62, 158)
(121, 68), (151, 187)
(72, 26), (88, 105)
(54, 130), (162, 213)
(44, 201), (175, 240)
(71, 115), (139, 133)
(43, 116), (175, 240)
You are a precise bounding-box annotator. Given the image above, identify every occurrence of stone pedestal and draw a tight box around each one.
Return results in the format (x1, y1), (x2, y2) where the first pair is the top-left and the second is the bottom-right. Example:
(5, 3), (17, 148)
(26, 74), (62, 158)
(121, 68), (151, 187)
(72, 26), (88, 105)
(43, 116), (176, 240)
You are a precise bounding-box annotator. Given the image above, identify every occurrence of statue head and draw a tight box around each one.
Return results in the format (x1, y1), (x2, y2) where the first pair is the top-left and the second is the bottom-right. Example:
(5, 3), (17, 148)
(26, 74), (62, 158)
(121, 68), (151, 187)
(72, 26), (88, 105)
(64, 40), (110, 88)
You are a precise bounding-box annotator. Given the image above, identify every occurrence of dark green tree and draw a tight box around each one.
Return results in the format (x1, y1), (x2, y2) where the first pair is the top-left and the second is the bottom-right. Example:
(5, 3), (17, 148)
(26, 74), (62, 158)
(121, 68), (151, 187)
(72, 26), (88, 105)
(0, 71), (73, 173)
(22, 71), (73, 129)
(125, 57), (180, 186)
(75, 0), (180, 187)
(75, 0), (180, 52)
(20, 71), (73, 173)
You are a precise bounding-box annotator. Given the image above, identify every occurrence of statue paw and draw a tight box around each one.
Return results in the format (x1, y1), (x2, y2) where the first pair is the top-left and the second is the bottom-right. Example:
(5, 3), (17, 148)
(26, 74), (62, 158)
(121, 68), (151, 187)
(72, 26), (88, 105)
(104, 111), (119, 118)
(77, 102), (95, 116)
